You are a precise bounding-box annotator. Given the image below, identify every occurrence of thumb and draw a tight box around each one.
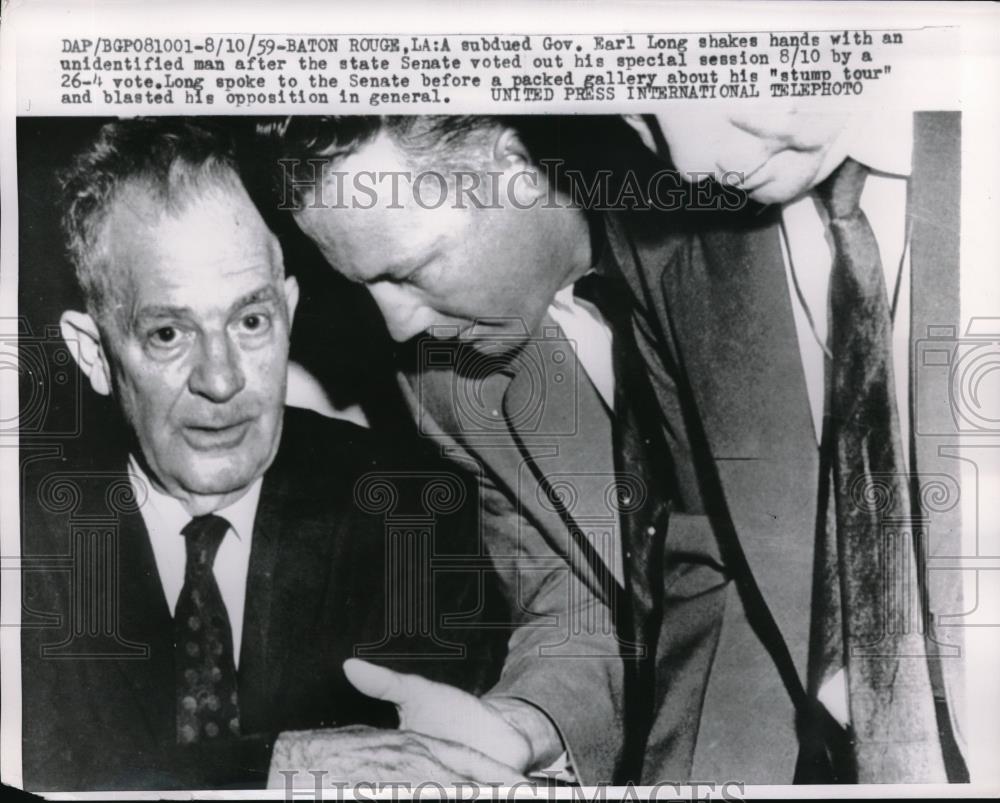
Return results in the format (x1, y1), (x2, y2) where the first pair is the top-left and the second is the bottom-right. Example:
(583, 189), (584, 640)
(343, 658), (439, 708)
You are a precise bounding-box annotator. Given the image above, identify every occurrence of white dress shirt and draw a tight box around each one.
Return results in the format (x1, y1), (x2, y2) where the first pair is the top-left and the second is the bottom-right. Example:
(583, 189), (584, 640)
(548, 281), (616, 411)
(779, 113), (915, 726)
(127, 457), (262, 668)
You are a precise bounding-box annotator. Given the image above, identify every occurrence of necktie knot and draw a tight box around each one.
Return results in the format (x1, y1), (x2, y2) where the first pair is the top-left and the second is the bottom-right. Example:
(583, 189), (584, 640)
(815, 157), (870, 221)
(181, 514), (230, 573)
(574, 271), (628, 327)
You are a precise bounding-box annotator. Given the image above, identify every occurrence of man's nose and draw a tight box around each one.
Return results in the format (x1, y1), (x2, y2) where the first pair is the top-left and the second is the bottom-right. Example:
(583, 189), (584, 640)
(367, 282), (440, 343)
(188, 332), (246, 402)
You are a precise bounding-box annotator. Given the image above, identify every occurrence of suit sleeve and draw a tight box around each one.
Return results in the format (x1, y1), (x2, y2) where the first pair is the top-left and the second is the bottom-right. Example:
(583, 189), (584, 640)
(476, 471), (624, 784)
(397, 372), (624, 784)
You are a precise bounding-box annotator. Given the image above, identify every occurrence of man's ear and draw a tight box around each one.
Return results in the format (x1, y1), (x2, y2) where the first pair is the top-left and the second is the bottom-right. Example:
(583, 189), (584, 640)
(59, 310), (113, 397)
(283, 276), (300, 327)
(491, 127), (547, 205)
(492, 127), (530, 172)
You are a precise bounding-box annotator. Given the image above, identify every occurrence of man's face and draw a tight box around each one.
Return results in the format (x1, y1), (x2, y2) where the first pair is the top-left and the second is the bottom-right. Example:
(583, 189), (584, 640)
(293, 131), (581, 348)
(659, 108), (851, 204)
(96, 179), (297, 505)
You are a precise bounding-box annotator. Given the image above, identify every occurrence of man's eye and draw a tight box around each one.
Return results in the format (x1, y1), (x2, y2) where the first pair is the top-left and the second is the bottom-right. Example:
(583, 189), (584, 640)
(150, 326), (178, 345)
(239, 312), (271, 333)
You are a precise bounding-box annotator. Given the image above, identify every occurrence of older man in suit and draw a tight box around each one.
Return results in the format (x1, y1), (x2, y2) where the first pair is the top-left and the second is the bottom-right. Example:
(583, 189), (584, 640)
(272, 111), (984, 785)
(20, 119), (513, 791)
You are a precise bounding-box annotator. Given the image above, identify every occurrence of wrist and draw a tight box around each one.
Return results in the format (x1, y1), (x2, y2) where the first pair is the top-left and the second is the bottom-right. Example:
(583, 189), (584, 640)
(482, 696), (564, 772)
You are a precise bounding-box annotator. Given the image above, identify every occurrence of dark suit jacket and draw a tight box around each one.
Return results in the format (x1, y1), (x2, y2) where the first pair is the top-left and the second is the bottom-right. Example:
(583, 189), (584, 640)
(604, 112), (966, 782)
(21, 407), (509, 791)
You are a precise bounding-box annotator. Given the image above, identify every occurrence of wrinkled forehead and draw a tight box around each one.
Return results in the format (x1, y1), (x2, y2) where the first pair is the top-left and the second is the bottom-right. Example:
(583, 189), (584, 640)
(99, 176), (284, 322)
(110, 174), (278, 263)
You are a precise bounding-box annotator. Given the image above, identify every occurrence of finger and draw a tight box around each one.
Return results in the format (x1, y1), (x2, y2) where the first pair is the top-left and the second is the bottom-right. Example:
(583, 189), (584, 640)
(343, 659), (439, 708)
(419, 735), (528, 786)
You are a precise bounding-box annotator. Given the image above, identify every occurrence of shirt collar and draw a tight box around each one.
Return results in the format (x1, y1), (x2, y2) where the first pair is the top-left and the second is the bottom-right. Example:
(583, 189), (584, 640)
(127, 455), (263, 542)
(836, 111), (914, 178)
(551, 283), (577, 310)
(556, 214), (618, 300)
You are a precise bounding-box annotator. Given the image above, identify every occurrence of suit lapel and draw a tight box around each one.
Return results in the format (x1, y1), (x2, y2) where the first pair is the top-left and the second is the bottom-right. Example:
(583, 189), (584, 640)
(407, 337), (622, 602)
(236, 471), (279, 728)
(909, 112), (962, 478)
(406, 354), (555, 554)
(112, 489), (176, 741)
(611, 207), (821, 681)
(502, 322), (624, 594)
(909, 113), (961, 375)
(239, 456), (342, 732)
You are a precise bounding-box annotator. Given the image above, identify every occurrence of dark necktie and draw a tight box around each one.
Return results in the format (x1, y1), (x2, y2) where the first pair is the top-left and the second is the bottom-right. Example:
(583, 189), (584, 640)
(574, 271), (673, 607)
(574, 271), (673, 774)
(175, 514), (241, 745)
(810, 158), (944, 781)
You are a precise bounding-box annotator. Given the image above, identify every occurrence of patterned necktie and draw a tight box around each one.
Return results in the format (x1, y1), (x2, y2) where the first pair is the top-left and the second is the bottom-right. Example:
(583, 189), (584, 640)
(811, 158), (944, 782)
(175, 514), (241, 745)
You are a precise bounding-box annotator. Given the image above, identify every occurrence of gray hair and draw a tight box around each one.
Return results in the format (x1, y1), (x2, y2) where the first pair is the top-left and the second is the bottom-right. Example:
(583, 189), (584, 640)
(59, 118), (246, 326)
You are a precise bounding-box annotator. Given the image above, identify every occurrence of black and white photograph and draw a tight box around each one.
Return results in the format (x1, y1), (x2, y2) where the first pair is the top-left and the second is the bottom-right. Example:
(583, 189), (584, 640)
(1, 2), (998, 799)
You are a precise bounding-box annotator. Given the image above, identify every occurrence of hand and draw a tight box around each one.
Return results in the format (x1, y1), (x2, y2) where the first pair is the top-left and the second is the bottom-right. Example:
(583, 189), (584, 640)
(343, 658), (563, 772)
(267, 725), (528, 788)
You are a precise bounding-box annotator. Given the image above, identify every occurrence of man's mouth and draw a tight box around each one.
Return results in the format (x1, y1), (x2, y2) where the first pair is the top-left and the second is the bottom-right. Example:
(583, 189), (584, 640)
(456, 318), (530, 340)
(181, 419), (253, 451)
(719, 156), (771, 193)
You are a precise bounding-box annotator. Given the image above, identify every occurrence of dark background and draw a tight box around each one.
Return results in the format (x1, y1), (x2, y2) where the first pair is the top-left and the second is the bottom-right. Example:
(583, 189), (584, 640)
(15, 116), (415, 458)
